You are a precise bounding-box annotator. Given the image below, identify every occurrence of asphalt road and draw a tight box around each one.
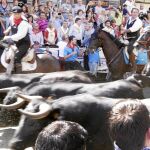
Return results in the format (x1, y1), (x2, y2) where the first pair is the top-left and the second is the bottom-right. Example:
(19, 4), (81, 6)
(0, 127), (33, 150)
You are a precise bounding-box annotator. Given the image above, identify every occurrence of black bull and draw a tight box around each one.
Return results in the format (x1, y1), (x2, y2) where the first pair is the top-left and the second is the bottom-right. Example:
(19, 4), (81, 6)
(0, 70), (92, 126)
(2, 74), (150, 111)
(0, 76), (145, 111)
(9, 94), (150, 150)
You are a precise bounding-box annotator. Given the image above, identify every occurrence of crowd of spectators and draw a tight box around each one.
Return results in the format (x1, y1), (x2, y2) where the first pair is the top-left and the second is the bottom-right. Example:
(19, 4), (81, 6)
(0, 0), (149, 75)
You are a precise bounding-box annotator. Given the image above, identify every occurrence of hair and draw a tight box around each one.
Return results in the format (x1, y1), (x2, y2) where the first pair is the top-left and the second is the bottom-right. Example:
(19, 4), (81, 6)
(68, 35), (75, 42)
(35, 121), (88, 150)
(131, 7), (139, 13)
(77, 9), (83, 15)
(109, 100), (149, 150)
(75, 17), (81, 23)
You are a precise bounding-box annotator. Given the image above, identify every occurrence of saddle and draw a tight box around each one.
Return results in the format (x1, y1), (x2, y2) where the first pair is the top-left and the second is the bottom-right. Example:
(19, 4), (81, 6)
(1, 45), (37, 74)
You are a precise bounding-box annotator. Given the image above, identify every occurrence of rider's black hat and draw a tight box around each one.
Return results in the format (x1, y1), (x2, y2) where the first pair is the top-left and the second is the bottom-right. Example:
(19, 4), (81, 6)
(12, 6), (23, 13)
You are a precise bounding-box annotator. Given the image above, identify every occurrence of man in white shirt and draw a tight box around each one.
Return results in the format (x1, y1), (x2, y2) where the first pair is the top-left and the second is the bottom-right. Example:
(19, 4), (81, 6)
(69, 18), (83, 46)
(123, 7), (143, 72)
(57, 35), (68, 70)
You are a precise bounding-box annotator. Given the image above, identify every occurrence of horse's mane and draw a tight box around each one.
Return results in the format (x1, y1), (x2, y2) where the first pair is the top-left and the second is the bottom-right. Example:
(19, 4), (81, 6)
(99, 29), (125, 49)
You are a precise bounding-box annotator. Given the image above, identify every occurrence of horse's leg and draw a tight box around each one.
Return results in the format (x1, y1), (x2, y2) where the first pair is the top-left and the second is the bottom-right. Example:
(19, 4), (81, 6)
(106, 71), (112, 81)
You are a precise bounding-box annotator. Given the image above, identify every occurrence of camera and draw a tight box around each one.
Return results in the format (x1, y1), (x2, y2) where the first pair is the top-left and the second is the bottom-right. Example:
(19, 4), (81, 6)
(139, 12), (147, 20)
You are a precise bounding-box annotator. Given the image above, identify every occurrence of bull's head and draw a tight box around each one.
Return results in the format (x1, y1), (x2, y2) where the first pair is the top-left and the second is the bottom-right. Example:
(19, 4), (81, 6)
(0, 87), (24, 109)
(9, 96), (57, 150)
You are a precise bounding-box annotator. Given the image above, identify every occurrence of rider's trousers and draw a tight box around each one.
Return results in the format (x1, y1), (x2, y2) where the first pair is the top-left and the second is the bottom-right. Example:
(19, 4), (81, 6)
(15, 40), (30, 63)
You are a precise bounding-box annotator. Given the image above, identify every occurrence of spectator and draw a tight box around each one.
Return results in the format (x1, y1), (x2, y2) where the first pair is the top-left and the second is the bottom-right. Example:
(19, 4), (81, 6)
(44, 21), (57, 45)
(113, 7), (123, 26)
(61, 0), (72, 19)
(0, 0), (11, 29)
(69, 18), (83, 46)
(73, 0), (86, 16)
(57, 20), (69, 41)
(37, 12), (48, 32)
(75, 9), (85, 22)
(109, 100), (150, 150)
(67, 13), (74, 27)
(35, 121), (88, 150)
(64, 35), (84, 70)
(139, 4), (147, 14)
(88, 48), (100, 76)
(123, 0), (135, 15)
(94, 0), (105, 16)
(30, 22), (44, 50)
(82, 22), (94, 47)
(57, 35), (68, 70)
(102, 20), (115, 37)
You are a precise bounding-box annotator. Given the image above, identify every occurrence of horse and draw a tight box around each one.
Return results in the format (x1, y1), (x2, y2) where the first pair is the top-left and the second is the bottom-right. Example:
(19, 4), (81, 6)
(137, 27), (150, 76)
(0, 42), (61, 74)
(88, 29), (145, 80)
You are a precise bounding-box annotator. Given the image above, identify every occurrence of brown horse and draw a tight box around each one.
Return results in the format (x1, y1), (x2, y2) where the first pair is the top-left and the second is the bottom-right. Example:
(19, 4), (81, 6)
(137, 28), (150, 75)
(88, 29), (144, 80)
(0, 45), (61, 74)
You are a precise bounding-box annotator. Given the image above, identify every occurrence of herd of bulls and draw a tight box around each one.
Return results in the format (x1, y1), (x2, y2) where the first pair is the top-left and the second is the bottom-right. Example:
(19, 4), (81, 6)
(0, 70), (150, 150)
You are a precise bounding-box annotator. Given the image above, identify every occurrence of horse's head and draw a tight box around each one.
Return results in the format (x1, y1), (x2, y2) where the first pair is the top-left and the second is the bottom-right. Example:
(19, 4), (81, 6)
(136, 27), (150, 48)
(88, 29), (103, 52)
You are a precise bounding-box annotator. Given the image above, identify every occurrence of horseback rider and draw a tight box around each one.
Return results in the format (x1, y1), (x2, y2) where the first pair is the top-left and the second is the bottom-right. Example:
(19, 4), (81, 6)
(3, 6), (30, 69)
(123, 7), (143, 72)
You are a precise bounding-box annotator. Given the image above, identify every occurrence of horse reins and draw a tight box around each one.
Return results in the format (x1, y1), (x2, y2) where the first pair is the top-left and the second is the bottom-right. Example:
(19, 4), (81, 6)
(107, 47), (124, 66)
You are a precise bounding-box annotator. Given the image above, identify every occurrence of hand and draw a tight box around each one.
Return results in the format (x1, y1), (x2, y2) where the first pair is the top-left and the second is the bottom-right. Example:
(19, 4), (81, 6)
(3, 36), (10, 41)
(71, 51), (77, 55)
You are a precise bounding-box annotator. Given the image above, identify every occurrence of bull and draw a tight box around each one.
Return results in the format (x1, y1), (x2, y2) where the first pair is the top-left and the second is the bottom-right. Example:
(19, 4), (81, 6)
(8, 94), (150, 150)
(0, 76), (144, 110)
(0, 70), (92, 126)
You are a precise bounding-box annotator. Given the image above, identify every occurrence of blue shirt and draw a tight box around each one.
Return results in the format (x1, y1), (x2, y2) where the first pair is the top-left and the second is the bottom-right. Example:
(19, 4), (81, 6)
(88, 50), (100, 63)
(64, 46), (79, 62)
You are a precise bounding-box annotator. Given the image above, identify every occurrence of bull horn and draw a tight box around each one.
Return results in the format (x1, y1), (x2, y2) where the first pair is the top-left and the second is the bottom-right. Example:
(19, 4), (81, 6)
(0, 86), (20, 93)
(18, 102), (51, 119)
(16, 93), (43, 102)
(0, 97), (25, 110)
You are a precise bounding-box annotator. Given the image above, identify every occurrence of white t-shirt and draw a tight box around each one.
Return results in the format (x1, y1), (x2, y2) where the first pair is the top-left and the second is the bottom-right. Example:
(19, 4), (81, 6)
(57, 41), (67, 57)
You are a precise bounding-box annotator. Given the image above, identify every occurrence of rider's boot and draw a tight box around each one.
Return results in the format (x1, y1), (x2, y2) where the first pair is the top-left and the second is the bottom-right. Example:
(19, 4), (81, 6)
(129, 53), (137, 73)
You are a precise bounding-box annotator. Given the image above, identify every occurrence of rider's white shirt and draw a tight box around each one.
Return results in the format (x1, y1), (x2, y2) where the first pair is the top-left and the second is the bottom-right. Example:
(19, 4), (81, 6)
(6, 15), (29, 42)
(125, 17), (143, 33)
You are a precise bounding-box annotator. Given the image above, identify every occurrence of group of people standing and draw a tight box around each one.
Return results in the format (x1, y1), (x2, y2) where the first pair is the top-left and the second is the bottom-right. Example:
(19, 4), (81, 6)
(0, 0), (149, 74)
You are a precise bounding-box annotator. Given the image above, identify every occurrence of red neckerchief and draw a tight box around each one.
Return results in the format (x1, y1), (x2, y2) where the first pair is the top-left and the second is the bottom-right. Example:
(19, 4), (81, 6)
(14, 17), (22, 26)
(67, 43), (75, 49)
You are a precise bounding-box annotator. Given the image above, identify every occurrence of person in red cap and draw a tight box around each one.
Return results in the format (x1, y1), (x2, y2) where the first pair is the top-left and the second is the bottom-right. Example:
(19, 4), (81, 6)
(3, 6), (30, 68)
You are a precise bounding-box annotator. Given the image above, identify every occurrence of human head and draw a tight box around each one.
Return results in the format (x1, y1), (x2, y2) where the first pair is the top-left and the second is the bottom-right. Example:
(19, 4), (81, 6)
(32, 22), (39, 30)
(62, 20), (68, 28)
(105, 20), (111, 27)
(75, 18), (82, 26)
(131, 8), (140, 19)
(35, 121), (88, 150)
(39, 12), (46, 19)
(12, 6), (22, 19)
(68, 35), (77, 45)
(77, 0), (83, 5)
(109, 100), (149, 150)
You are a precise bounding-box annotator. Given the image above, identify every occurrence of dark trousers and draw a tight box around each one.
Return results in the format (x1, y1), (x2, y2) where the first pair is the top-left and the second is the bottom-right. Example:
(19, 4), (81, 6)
(76, 40), (81, 47)
(15, 41), (30, 63)
(64, 61), (84, 71)
(127, 38), (137, 55)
